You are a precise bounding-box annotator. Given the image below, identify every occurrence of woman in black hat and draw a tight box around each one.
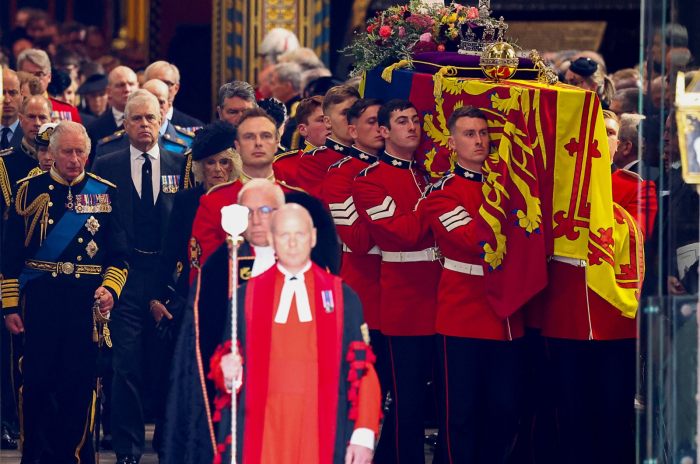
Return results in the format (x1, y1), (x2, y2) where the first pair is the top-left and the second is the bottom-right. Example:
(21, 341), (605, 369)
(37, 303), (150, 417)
(565, 57), (616, 109)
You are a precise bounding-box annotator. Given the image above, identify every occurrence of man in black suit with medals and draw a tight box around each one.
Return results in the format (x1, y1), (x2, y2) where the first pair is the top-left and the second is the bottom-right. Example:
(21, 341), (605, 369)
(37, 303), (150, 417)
(91, 89), (185, 464)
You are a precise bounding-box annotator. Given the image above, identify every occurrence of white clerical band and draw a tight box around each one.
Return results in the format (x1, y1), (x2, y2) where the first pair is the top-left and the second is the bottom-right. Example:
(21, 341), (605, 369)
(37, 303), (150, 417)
(349, 427), (376, 451)
(275, 263), (313, 324)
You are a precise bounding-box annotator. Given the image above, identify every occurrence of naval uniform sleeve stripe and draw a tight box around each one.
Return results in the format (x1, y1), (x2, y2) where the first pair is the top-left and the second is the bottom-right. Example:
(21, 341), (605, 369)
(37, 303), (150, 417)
(2, 297), (19, 308)
(444, 217), (472, 232)
(333, 211), (359, 226)
(329, 196), (354, 211)
(365, 196), (394, 216)
(369, 200), (396, 221)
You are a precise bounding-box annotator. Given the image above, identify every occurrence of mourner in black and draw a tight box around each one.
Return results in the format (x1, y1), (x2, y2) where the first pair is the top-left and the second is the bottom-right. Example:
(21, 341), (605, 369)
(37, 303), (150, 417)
(1, 121), (129, 464)
(91, 89), (185, 464)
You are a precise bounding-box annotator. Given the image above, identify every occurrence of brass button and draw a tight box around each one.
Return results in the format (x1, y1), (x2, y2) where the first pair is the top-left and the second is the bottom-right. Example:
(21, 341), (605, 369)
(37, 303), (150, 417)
(77, 256), (82, 261)
(75, 274), (80, 278)
(49, 185), (54, 190)
(51, 272), (57, 277)
(48, 219), (54, 224)
(78, 238), (84, 243)
(48, 202), (53, 207)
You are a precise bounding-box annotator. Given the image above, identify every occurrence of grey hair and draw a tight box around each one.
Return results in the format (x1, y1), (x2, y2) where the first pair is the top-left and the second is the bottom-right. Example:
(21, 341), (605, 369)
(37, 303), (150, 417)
(611, 88), (640, 114)
(17, 49), (51, 73)
(49, 121), (91, 156)
(237, 178), (286, 208)
(301, 68), (332, 91)
(124, 89), (161, 121)
(260, 28), (300, 65)
(144, 61), (180, 84)
(21, 94), (53, 115)
(618, 114), (644, 146)
(278, 48), (325, 72)
(273, 62), (302, 93)
(191, 147), (243, 184)
(218, 81), (257, 108)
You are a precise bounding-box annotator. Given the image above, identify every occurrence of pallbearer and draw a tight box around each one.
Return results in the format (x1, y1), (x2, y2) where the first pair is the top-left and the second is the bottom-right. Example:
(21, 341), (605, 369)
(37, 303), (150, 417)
(425, 106), (524, 463)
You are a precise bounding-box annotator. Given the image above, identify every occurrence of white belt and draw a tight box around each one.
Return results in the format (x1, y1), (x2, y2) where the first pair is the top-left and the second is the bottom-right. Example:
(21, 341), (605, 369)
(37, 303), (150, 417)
(342, 244), (381, 255)
(443, 258), (484, 276)
(381, 248), (440, 263)
(551, 255), (587, 267)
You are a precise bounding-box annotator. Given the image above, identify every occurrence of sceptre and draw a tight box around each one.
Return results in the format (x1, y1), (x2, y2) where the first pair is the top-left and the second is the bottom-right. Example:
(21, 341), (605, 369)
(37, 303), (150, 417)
(220, 204), (249, 463)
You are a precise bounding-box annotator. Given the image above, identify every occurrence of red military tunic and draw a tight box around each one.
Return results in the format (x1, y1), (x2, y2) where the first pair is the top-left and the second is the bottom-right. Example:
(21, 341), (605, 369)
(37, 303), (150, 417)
(541, 167), (657, 340)
(273, 147), (303, 188)
(189, 172), (301, 283)
(298, 138), (350, 199)
(48, 96), (82, 123)
(352, 151), (441, 336)
(426, 164), (524, 341)
(323, 146), (381, 330)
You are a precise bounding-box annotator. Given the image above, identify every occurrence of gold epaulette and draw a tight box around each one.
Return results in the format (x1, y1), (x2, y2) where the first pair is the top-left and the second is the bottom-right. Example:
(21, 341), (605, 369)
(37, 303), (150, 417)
(15, 181), (51, 247)
(98, 130), (126, 145)
(174, 125), (195, 137)
(289, 101), (300, 118)
(27, 167), (44, 178)
(277, 180), (307, 194)
(163, 133), (189, 147)
(87, 172), (117, 188)
(274, 149), (299, 162)
(291, 129), (301, 151)
(0, 147), (13, 157)
(206, 180), (237, 195)
(15, 170), (48, 185)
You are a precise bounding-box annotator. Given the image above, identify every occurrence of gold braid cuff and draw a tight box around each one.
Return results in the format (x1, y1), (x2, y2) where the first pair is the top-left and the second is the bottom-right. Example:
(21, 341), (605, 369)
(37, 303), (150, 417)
(1, 279), (20, 309)
(102, 266), (128, 298)
(15, 182), (50, 247)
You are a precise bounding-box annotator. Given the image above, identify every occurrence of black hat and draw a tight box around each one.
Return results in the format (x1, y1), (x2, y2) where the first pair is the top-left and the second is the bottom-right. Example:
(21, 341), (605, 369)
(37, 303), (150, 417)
(569, 57), (598, 78)
(47, 68), (72, 97)
(257, 98), (287, 129)
(34, 123), (58, 147)
(191, 120), (237, 162)
(77, 74), (108, 95)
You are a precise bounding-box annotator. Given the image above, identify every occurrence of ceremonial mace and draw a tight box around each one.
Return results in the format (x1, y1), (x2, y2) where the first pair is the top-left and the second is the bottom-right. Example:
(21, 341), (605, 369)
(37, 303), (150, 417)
(220, 204), (249, 463)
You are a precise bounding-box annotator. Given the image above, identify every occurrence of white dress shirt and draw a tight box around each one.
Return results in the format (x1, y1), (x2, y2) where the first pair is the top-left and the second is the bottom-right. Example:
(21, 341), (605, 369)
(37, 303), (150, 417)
(251, 246), (276, 277)
(130, 144), (161, 203)
(112, 107), (125, 128)
(166, 106), (174, 122)
(622, 159), (639, 171)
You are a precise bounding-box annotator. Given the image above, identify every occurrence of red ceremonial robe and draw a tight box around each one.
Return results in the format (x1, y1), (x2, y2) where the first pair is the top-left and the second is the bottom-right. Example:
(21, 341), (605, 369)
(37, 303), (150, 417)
(209, 263), (382, 463)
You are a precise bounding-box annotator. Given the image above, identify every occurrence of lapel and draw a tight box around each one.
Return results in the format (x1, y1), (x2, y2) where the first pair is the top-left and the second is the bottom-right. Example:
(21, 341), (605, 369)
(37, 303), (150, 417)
(9, 125), (24, 151)
(116, 147), (135, 238)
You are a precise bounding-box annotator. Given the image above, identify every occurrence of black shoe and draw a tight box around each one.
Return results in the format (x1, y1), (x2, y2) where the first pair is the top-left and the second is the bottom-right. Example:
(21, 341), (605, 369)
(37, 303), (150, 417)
(116, 455), (138, 464)
(8, 423), (20, 439)
(1, 427), (18, 450)
(100, 433), (113, 450)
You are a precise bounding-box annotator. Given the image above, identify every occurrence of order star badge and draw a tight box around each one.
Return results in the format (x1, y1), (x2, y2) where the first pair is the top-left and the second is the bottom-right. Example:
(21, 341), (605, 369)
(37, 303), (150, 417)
(86, 240), (98, 258)
(84, 216), (100, 236)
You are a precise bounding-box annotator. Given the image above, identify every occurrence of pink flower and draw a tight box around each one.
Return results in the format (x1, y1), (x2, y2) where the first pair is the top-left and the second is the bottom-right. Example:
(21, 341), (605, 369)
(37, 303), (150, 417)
(420, 32), (433, 43)
(379, 25), (392, 38)
(367, 24), (374, 34)
(398, 26), (406, 38)
(467, 7), (479, 19)
(454, 4), (466, 12)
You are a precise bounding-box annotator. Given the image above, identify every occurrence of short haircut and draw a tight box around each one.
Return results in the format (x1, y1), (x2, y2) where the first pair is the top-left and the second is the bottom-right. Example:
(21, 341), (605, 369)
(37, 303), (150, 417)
(236, 107), (279, 140)
(273, 62), (302, 93)
(378, 99), (417, 129)
(144, 60), (180, 84)
(124, 89), (160, 120)
(16, 72), (43, 96)
(21, 94), (53, 114)
(218, 81), (256, 108)
(278, 48), (324, 71)
(17, 49), (51, 73)
(447, 106), (488, 133)
(50, 121), (91, 156)
(238, 178), (286, 208)
(295, 96), (324, 125)
(602, 109), (619, 126)
(322, 85), (360, 114)
(611, 88), (641, 114)
(618, 114), (644, 146)
(347, 98), (382, 125)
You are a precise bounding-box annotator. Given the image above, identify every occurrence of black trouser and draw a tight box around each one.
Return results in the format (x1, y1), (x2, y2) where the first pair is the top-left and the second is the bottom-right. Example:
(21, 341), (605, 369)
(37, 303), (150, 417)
(508, 328), (560, 464)
(374, 334), (435, 464)
(546, 337), (636, 464)
(436, 334), (524, 464)
(368, 329), (392, 402)
(1, 325), (17, 430)
(21, 280), (97, 464)
(110, 266), (157, 460)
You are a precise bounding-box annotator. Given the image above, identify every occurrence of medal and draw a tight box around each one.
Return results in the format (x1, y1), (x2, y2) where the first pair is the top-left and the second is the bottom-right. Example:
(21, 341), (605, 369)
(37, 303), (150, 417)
(161, 175), (180, 194)
(84, 216), (100, 236)
(86, 240), (98, 258)
(321, 290), (334, 313)
(66, 186), (74, 211)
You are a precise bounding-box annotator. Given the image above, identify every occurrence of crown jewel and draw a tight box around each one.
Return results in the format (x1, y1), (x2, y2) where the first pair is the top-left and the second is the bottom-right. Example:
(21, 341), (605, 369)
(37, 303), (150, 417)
(458, 0), (508, 55)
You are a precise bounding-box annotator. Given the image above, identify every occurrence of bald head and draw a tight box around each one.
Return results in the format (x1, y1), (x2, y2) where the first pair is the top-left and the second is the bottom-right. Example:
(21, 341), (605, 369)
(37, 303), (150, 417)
(142, 79), (171, 123)
(269, 203), (317, 273)
(107, 66), (139, 112)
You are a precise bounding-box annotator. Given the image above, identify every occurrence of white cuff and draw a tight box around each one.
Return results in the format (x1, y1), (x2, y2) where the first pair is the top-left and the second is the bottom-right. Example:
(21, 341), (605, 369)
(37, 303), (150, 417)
(349, 427), (375, 451)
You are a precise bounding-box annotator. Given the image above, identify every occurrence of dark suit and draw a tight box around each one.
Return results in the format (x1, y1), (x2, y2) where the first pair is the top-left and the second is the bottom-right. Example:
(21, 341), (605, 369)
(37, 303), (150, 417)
(86, 110), (120, 166)
(7, 124), (24, 152)
(91, 145), (184, 460)
(169, 107), (204, 129)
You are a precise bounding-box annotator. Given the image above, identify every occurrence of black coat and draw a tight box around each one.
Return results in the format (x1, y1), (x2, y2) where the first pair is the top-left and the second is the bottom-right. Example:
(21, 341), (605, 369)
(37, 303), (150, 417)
(170, 107), (204, 129)
(86, 110), (120, 165)
(90, 145), (185, 249)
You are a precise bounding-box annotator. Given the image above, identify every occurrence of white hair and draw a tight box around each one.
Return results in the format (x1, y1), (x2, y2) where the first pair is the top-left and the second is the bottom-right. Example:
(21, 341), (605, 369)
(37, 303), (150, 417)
(260, 28), (300, 65)
(49, 121), (91, 156)
(17, 48), (51, 73)
(124, 89), (161, 120)
(144, 60), (180, 84)
(237, 178), (286, 208)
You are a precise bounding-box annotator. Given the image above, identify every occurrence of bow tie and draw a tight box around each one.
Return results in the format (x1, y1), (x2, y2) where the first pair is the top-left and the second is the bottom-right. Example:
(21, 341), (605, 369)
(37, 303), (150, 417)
(274, 274), (312, 324)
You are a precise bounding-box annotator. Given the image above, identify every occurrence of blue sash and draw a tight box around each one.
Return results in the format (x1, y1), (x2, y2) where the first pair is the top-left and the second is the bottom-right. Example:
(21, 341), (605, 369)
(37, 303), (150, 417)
(19, 176), (109, 290)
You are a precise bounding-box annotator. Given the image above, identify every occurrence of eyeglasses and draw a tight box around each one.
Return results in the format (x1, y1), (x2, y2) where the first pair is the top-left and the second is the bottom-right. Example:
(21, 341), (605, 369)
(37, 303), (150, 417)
(247, 206), (276, 218)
